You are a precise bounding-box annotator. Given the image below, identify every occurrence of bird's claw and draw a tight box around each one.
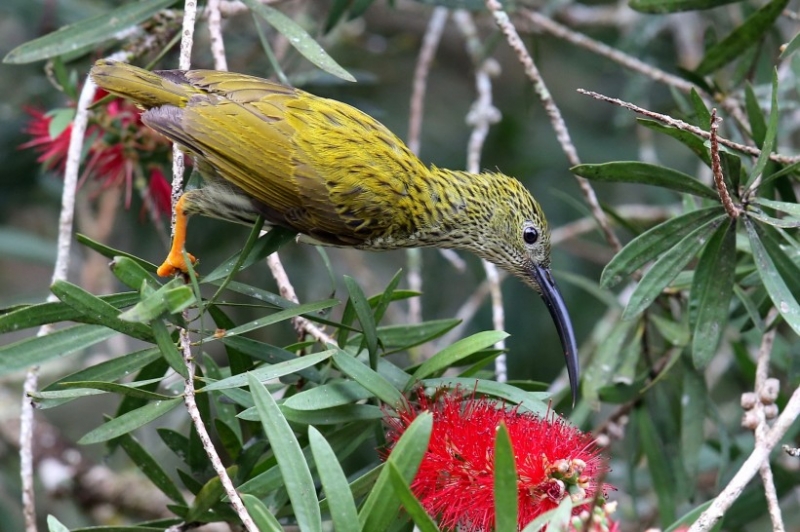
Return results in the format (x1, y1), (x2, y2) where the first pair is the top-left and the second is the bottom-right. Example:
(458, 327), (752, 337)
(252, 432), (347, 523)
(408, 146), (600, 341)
(156, 251), (197, 277)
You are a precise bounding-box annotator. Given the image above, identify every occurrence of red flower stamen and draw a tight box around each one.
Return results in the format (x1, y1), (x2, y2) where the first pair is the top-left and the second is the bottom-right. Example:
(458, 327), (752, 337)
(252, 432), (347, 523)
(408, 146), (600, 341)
(384, 387), (613, 532)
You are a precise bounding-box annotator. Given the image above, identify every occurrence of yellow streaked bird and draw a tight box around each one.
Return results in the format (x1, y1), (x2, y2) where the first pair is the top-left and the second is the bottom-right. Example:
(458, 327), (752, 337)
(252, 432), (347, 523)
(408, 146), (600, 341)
(90, 60), (580, 402)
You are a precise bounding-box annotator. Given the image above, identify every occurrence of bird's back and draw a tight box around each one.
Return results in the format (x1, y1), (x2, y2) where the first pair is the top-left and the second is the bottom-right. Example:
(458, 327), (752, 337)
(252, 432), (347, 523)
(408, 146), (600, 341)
(91, 61), (436, 246)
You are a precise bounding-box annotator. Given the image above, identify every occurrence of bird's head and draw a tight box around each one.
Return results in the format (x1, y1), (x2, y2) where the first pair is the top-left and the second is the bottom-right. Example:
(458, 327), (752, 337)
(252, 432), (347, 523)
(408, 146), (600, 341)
(473, 175), (580, 405)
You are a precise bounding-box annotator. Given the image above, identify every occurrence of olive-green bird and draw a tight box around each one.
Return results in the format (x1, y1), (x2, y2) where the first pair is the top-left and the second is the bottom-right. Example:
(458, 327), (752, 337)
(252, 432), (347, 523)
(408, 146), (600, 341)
(90, 60), (580, 403)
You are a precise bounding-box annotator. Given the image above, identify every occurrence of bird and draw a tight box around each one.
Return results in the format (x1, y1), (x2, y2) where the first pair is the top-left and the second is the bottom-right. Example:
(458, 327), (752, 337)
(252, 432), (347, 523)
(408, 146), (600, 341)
(90, 59), (580, 404)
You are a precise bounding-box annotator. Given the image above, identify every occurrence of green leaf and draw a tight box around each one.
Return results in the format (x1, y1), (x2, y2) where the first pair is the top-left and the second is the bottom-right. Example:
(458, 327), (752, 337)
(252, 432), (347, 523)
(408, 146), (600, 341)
(582, 318), (637, 406)
(78, 398), (181, 444)
(206, 299), (338, 340)
(44, 347), (160, 391)
(0, 292), (138, 334)
(623, 217), (724, 319)
(343, 276), (379, 367)
(277, 403), (383, 424)
(681, 364), (707, 482)
(520, 498), (573, 532)
(46, 515), (70, 532)
(51, 280), (154, 342)
(413, 330), (509, 380)
(359, 412), (433, 531)
(637, 408), (676, 525)
(76, 233), (158, 271)
(219, 336), (323, 382)
(117, 430), (186, 504)
(745, 69), (779, 189)
(202, 349), (334, 391)
(421, 378), (548, 415)
(241, 494), (284, 532)
(111, 255), (161, 291)
(745, 218), (800, 336)
(695, 0), (790, 75)
(744, 83), (767, 146)
(665, 500), (720, 532)
(0, 324), (116, 376)
(494, 423), (518, 532)
(239, 0), (356, 82)
(379, 319), (461, 352)
(152, 319), (187, 378)
(248, 374), (322, 532)
(387, 462), (439, 532)
(332, 350), (405, 407)
(781, 30), (800, 59)
(52, 379), (172, 401)
(637, 119), (710, 166)
(753, 197), (800, 218)
(308, 427), (360, 532)
(691, 220), (736, 368)
(203, 227), (296, 283)
(119, 281), (195, 323)
(630, 0), (740, 13)
(185, 469), (231, 521)
(4, 0), (179, 63)
(572, 161), (718, 200)
(284, 381), (370, 410)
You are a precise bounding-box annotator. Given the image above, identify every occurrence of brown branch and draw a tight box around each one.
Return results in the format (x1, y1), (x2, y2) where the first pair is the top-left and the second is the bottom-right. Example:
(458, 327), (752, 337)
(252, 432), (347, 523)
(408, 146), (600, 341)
(578, 89), (800, 165)
(709, 109), (741, 219)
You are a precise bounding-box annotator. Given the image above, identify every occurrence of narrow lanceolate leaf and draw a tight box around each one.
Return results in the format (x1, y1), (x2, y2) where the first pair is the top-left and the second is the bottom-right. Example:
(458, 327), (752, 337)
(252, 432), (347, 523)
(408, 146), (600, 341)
(359, 412), (433, 531)
(637, 120), (710, 166)
(745, 69), (779, 189)
(332, 350), (405, 407)
(239, 0), (356, 82)
(119, 281), (195, 323)
(203, 349), (334, 391)
(152, 319), (188, 379)
(494, 423), (518, 532)
(753, 197), (800, 218)
(680, 365), (707, 482)
(413, 330), (509, 380)
(691, 220), (737, 368)
(78, 398), (181, 444)
(0, 324), (116, 376)
(572, 162), (718, 200)
(637, 409), (676, 525)
(308, 427), (360, 532)
(695, 0), (790, 75)
(387, 463), (439, 532)
(630, 0), (740, 13)
(623, 217), (724, 320)
(344, 276), (379, 368)
(206, 299), (338, 340)
(117, 430), (186, 504)
(50, 280), (154, 341)
(602, 207), (723, 288)
(248, 374), (322, 532)
(3, 0), (178, 63)
(241, 494), (284, 532)
(745, 218), (800, 336)
(0, 292), (138, 334)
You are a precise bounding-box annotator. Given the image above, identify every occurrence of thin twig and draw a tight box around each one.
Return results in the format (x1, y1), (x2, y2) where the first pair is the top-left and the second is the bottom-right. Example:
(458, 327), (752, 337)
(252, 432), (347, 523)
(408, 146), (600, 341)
(690, 384), (800, 530)
(454, 9), (507, 381)
(709, 109), (741, 219)
(20, 71), (105, 532)
(207, 0), (228, 71)
(266, 253), (336, 345)
(406, 7), (448, 327)
(752, 310), (784, 532)
(484, 0), (621, 253)
(578, 89), (800, 165)
(169, 0), (256, 529)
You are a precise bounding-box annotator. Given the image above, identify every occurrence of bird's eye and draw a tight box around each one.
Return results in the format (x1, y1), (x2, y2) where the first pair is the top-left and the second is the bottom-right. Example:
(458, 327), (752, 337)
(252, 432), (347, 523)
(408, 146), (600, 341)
(523, 226), (539, 245)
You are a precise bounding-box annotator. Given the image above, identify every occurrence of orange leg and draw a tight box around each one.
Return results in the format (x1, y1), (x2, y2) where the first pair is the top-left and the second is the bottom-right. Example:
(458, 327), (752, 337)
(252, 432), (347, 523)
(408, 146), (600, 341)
(157, 194), (197, 276)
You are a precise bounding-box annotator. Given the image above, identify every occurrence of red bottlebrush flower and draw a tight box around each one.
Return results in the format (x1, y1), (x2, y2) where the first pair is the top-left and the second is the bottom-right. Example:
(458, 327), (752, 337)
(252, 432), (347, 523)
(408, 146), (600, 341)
(384, 388), (612, 532)
(19, 108), (72, 171)
(146, 167), (172, 216)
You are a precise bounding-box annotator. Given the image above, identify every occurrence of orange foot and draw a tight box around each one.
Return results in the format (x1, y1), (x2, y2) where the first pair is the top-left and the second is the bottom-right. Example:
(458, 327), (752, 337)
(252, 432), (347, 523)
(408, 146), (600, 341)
(156, 250), (197, 277)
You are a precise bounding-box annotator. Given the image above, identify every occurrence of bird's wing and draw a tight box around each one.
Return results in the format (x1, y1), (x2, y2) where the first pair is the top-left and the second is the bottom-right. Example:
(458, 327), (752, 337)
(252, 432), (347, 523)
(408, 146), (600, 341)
(146, 70), (432, 245)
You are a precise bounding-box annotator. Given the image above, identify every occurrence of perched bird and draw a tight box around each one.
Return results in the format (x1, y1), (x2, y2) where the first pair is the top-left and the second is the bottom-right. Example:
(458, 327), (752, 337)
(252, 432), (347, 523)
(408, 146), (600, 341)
(90, 60), (580, 403)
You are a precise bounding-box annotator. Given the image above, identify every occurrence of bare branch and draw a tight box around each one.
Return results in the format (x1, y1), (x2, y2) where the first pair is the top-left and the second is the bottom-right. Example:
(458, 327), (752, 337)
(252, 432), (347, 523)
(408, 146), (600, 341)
(578, 89), (800, 165)
(710, 109), (741, 219)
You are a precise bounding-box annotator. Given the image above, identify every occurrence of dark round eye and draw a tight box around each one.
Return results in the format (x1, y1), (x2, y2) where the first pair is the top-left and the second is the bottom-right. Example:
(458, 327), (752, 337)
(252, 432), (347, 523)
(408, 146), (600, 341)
(523, 226), (539, 245)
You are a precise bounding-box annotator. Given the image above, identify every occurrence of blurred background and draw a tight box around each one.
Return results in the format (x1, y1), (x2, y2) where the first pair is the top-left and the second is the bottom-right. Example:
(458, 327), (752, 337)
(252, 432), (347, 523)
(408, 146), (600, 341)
(1, 0), (795, 529)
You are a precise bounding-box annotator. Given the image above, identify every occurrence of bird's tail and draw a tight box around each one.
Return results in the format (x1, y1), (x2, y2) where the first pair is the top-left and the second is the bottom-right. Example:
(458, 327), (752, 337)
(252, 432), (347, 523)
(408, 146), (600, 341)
(90, 60), (190, 109)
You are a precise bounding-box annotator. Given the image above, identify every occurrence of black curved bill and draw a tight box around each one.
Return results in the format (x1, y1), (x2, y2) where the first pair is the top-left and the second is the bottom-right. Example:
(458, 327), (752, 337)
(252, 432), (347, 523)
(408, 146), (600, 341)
(530, 265), (579, 406)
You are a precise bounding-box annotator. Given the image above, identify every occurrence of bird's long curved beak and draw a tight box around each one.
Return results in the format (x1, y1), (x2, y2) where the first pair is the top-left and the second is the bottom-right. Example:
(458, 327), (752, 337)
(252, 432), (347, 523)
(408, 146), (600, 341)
(530, 265), (579, 406)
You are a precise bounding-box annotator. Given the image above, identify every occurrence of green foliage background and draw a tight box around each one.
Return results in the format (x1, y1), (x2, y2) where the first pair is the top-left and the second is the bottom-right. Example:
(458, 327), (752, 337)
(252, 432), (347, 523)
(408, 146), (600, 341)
(1, 0), (799, 530)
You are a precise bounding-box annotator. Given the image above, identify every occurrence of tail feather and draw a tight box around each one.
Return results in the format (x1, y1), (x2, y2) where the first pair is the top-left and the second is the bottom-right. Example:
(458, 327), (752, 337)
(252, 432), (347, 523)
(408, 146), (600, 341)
(90, 60), (189, 109)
